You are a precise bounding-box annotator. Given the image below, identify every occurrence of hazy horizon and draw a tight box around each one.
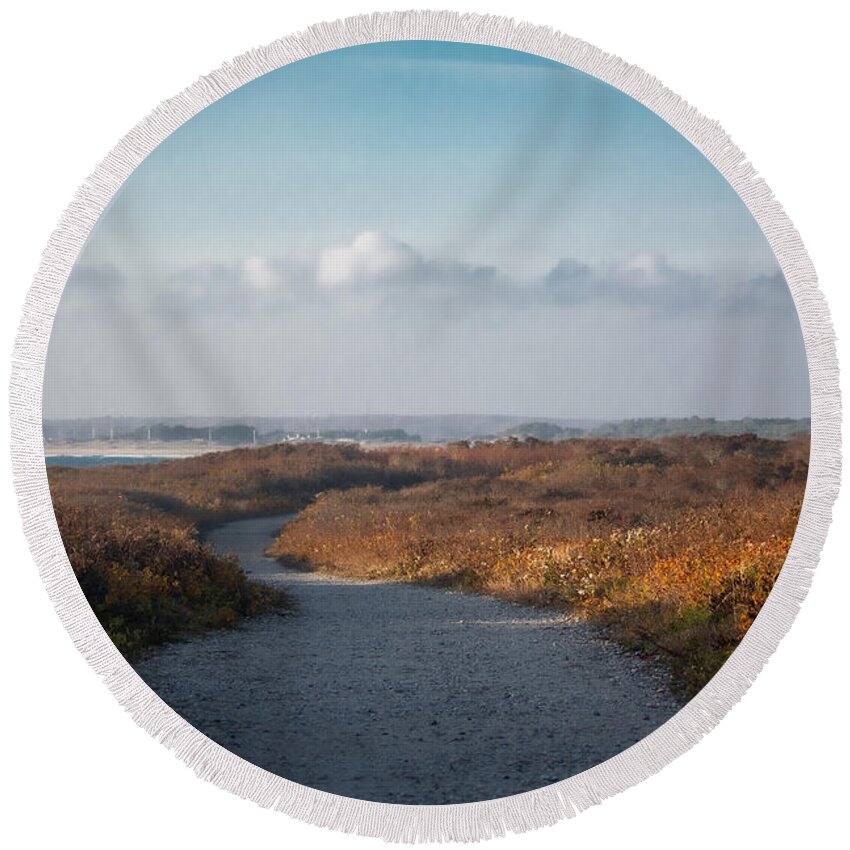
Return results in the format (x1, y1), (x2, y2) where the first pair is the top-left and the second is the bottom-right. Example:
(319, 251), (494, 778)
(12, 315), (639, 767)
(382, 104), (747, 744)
(43, 412), (810, 424)
(44, 41), (809, 421)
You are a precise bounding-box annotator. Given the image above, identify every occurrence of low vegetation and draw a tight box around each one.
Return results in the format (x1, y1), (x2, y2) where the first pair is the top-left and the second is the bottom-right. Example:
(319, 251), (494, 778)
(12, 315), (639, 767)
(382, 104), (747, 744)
(51, 498), (285, 656)
(48, 443), (447, 654)
(48, 442), (451, 528)
(267, 435), (808, 696)
(50, 435), (808, 693)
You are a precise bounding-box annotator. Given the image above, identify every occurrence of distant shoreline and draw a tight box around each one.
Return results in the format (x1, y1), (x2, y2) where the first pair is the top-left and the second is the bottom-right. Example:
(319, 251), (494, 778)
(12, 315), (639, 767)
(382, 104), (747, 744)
(43, 441), (223, 459)
(42, 440), (424, 459)
(43, 416), (812, 450)
(44, 419), (812, 461)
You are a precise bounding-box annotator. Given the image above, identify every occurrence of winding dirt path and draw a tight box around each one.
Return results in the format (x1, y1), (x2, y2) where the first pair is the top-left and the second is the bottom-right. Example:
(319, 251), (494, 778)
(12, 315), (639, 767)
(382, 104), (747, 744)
(133, 514), (682, 804)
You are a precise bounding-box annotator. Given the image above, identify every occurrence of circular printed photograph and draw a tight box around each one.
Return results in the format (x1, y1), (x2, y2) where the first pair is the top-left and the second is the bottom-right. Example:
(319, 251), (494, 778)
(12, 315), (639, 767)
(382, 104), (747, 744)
(43, 40), (809, 805)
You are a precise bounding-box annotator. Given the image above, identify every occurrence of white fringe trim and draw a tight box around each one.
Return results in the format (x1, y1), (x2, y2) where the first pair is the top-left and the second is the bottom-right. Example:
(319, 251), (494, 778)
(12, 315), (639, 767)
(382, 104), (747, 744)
(8, 10), (841, 843)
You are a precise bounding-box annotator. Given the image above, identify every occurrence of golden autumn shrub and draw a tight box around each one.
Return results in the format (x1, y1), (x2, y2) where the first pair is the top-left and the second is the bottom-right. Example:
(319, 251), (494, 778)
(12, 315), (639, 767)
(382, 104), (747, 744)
(268, 434), (808, 696)
(51, 498), (286, 656)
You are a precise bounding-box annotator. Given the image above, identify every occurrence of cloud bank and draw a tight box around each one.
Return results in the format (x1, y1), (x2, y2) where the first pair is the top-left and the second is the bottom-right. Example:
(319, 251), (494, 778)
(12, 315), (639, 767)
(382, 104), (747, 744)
(45, 232), (809, 420)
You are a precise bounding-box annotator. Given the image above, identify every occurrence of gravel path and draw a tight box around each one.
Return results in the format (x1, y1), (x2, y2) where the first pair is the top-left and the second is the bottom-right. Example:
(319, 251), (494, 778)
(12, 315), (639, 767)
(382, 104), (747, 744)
(133, 514), (682, 804)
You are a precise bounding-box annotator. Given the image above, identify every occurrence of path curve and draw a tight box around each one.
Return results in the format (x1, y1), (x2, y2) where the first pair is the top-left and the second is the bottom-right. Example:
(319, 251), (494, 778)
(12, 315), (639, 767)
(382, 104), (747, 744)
(133, 514), (682, 804)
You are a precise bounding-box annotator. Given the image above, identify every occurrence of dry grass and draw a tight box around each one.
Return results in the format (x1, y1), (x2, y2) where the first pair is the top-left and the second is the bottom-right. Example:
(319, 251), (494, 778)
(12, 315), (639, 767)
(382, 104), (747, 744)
(47, 442), (445, 527)
(49, 435), (807, 690)
(268, 434), (808, 696)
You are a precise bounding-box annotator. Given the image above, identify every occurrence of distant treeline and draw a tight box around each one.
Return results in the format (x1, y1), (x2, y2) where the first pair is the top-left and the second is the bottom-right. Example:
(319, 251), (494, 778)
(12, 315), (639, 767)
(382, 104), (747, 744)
(261, 428), (420, 444)
(499, 417), (810, 442)
(49, 421), (420, 445)
(499, 422), (585, 440)
(44, 415), (810, 445)
(586, 417), (810, 440)
(132, 423), (256, 444)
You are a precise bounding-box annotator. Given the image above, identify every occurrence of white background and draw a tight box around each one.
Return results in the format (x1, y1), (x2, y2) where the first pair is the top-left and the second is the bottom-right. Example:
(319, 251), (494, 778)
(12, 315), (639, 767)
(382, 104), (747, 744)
(1, 2), (847, 847)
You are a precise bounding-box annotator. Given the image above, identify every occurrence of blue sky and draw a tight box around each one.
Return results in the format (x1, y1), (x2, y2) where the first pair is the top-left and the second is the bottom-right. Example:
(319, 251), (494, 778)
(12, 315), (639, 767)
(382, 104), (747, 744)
(45, 41), (809, 420)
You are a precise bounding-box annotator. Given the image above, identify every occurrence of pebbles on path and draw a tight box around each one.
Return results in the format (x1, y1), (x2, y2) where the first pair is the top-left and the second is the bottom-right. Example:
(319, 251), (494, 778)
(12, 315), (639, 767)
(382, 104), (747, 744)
(133, 514), (682, 804)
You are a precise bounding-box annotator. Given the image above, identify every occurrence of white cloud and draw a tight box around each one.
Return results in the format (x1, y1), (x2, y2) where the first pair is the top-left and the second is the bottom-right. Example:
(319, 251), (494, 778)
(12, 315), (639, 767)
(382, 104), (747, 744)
(45, 236), (807, 420)
(613, 252), (672, 285)
(316, 230), (419, 287)
(240, 256), (281, 290)
(62, 239), (792, 323)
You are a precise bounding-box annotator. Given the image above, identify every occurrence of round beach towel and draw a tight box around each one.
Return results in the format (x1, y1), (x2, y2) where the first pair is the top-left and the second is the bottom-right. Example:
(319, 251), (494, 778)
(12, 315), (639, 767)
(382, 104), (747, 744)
(10, 11), (839, 842)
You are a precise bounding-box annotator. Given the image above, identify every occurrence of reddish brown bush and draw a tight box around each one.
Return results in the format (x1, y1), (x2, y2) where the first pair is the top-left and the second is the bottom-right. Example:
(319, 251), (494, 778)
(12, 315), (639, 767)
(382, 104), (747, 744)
(51, 497), (286, 656)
